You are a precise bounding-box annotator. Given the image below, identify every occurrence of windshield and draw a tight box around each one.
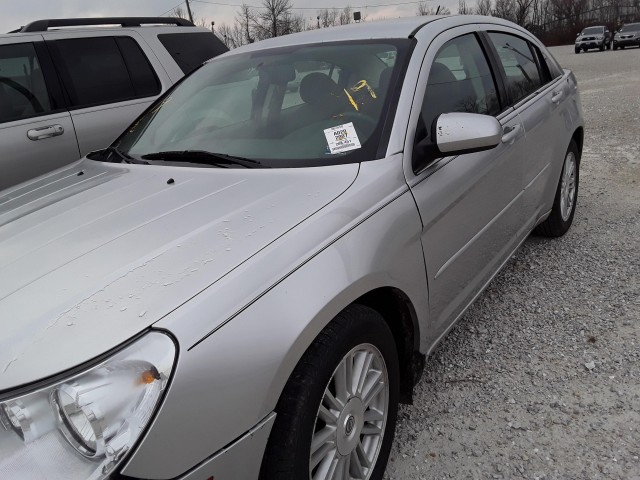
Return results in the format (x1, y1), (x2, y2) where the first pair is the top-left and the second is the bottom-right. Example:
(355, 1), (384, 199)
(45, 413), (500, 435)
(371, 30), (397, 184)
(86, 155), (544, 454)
(115, 40), (410, 167)
(581, 27), (603, 35)
(620, 23), (640, 32)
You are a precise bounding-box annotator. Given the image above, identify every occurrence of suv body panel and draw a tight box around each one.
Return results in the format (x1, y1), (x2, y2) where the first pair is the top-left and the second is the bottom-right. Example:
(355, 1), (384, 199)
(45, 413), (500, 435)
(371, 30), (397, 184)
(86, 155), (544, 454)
(0, 22), (227, 190)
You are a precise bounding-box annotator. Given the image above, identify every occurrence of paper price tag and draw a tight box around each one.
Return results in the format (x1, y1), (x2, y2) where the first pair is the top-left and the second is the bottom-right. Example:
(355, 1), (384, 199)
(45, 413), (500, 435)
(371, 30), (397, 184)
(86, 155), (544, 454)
(323, 122), (361, 154)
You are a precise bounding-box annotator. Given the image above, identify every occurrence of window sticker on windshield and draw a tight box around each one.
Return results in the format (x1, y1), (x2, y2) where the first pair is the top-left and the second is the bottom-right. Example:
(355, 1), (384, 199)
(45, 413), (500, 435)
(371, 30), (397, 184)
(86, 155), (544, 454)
(323, 122), (361, 154)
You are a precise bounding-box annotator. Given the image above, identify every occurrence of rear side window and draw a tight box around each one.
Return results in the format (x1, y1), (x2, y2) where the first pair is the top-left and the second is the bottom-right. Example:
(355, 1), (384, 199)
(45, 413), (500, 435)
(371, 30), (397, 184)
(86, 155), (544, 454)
(488, 32), (542, 104)
(0, 43), (53, 123)
(49, 36), (160, 109)
(158, 32), (228, 74)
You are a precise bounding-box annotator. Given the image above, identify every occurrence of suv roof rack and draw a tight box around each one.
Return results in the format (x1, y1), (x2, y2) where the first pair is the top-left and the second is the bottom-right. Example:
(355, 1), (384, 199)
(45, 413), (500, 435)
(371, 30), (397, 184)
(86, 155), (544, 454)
(18, 17), (194, 33)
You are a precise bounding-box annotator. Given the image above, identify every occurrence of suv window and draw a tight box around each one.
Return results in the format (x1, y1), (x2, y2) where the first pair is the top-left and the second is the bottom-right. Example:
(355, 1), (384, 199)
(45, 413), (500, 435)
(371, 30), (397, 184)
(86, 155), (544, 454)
(0, 43), (52, 123)
(49, 36), (160, 109)
(158, 32), (228, 74)
(488, 32), (542, 104)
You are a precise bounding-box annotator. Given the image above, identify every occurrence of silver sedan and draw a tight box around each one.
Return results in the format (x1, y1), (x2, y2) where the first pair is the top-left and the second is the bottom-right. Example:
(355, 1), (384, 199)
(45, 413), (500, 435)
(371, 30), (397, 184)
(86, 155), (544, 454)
(0, 15), (583, 480)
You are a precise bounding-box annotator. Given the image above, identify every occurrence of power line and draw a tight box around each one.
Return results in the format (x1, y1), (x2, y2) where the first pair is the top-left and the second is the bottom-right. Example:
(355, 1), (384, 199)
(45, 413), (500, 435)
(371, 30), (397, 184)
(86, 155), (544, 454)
(159, 1), (187, 16)
(191, 0), (428, 11)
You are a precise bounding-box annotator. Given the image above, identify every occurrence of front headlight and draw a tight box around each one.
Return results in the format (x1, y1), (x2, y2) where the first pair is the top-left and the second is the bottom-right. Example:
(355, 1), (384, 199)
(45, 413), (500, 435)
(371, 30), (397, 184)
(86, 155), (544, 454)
(596, 35), (604, 40)
(0, 332), (175, 479)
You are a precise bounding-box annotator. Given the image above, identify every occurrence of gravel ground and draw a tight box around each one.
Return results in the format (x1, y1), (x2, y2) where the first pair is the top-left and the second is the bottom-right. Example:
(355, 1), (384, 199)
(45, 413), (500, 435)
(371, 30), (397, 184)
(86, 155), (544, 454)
(385, 45), (640, 480)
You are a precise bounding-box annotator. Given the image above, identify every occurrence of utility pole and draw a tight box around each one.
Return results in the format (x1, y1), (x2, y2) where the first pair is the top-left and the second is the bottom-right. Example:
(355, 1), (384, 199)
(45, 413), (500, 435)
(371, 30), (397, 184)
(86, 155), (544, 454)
(185, 0), (194, 23)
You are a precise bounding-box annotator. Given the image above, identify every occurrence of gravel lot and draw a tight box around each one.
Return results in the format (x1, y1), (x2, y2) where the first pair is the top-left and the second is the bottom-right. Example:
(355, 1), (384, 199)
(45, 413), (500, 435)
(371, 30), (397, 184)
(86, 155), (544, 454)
(385, 45), (640, 480)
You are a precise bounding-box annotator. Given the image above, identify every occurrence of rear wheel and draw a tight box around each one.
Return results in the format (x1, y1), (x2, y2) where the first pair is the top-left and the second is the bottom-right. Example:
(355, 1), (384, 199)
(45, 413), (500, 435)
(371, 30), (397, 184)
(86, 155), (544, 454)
(534, 140), (580, 238)
(260, 305), (400, 480)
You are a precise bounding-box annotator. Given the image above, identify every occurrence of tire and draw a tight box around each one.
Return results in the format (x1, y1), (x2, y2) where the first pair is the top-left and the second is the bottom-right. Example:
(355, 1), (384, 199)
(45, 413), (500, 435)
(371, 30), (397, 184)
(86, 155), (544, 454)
(599, 43), (605, 51)
(613, 45), (618, 50)
(534, 140), (580, 238)
(574, 47), (580, 54)
(260, 305), (400, 480)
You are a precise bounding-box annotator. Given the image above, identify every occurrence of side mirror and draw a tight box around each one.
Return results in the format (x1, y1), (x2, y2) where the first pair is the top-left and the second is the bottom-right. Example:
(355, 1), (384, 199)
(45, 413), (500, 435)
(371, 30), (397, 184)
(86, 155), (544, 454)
(435, 112), (502, 155)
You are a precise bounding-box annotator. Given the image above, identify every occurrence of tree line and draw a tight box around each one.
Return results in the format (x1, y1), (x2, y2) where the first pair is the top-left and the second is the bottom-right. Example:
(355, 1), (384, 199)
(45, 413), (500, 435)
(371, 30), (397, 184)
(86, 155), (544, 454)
(458, 0), (640, 44)
(173, 0), (640, 47)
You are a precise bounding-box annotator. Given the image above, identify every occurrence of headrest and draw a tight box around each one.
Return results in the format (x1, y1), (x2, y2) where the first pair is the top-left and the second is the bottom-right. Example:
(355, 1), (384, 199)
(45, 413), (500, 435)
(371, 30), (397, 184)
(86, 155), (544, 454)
(428, 62), (457, 85)
(299, 72), (344, 106)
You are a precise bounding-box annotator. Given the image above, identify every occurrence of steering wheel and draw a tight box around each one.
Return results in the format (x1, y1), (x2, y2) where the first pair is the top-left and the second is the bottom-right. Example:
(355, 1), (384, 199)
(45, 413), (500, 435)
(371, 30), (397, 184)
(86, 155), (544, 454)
(0, 76), (44, 113)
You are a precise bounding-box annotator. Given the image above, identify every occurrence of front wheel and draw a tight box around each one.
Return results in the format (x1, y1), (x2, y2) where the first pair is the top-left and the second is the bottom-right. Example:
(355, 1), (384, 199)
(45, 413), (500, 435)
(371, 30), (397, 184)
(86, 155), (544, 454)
(574, 47), (580, 54)
(260, 305), (400, 480)
(534, 140), (580, 238)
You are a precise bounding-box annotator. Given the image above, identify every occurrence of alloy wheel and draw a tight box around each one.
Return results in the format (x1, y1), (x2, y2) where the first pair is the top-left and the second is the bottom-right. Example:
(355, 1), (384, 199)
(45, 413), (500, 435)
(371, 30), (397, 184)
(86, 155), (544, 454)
(560, 151), (577, 222)
(309, 344), (389, 480)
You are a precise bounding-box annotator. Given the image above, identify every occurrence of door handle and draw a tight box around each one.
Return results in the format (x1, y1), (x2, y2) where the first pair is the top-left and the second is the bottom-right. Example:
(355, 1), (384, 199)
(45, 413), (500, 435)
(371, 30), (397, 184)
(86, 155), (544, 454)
(551, 90), (564, 104)
(27, 124), (64, 141)
(501, 124), (521, 144)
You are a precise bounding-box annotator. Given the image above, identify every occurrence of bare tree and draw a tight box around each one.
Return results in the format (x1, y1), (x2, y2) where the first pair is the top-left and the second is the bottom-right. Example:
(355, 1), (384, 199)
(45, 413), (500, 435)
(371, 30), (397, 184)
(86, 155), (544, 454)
(170, 5), (208, 27)
(514, 0), (534, 25)
(280, 11), (307, 34)
(216, 22), (246, 48)
(475, 0), (494, 15)
(317, 8), (340, 27)
(417, 2), (452, 14)
(339, 6), (354, 24)
(257, 0), (294, 38)
(493, 0), (516, 20)
(236, 4), (256, 44)
(458, 0), (473, 14)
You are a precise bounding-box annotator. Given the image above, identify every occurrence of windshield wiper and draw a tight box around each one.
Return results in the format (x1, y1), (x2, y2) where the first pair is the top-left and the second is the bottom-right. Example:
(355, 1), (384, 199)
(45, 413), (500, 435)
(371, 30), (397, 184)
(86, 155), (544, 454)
(97, 146), (149, 164)
(141, 150), (267, 168)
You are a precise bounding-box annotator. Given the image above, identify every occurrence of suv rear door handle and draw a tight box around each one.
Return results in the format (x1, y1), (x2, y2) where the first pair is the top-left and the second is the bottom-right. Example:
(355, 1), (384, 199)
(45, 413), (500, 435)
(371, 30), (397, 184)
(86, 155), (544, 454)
(27, 125), (64, 141)
(551, 90), (564, 103)
(501, 124), (521, 144)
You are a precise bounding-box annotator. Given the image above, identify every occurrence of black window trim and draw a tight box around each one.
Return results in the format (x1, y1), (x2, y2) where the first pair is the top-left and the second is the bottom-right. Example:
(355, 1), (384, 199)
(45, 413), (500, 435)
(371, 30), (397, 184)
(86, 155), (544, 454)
(32, 42), (66, 113)
(47, 35), (161, 112)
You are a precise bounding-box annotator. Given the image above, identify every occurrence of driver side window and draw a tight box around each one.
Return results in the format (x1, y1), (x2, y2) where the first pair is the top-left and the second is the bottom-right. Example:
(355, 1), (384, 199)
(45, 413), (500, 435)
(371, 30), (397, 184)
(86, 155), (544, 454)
(413, 33), (500, 170)
(0, 43), (53, 124)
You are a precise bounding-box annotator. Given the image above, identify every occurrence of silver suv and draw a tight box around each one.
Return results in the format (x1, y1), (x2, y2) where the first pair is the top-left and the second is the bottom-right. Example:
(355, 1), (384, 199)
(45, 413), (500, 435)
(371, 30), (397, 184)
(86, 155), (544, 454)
(0, 17), (227, 190)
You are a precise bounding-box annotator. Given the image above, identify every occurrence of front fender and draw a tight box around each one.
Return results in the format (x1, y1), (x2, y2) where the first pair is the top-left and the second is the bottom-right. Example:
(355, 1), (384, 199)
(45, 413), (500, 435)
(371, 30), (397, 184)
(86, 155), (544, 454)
(121, 187), (428, 479)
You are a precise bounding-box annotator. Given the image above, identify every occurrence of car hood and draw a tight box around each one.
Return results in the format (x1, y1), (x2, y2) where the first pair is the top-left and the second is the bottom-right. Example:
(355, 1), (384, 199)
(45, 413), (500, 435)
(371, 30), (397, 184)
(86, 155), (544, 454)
(0, 159), (358, 391)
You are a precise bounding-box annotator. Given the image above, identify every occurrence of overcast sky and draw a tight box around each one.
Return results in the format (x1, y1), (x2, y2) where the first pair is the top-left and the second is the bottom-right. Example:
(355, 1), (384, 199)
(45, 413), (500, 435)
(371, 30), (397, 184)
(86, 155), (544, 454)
(1, 0), (461, 34)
